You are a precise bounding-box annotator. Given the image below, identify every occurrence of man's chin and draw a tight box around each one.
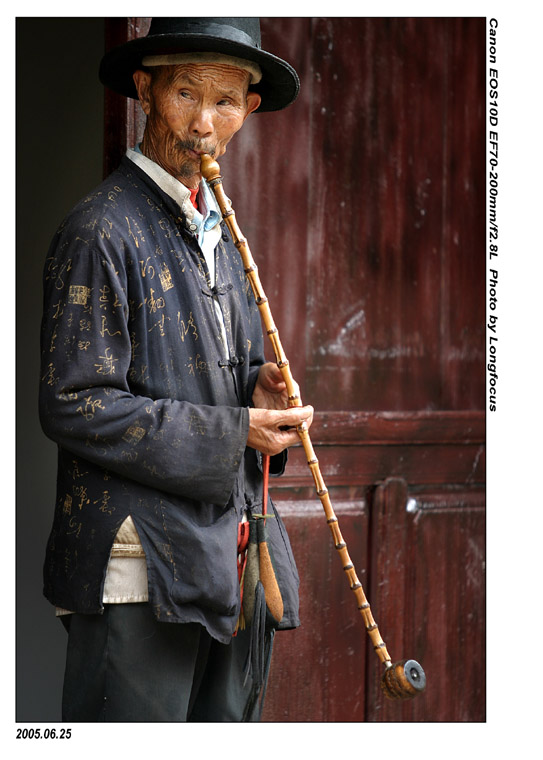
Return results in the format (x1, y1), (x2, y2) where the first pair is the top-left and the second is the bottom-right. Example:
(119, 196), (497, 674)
(175, 155), (200, 180)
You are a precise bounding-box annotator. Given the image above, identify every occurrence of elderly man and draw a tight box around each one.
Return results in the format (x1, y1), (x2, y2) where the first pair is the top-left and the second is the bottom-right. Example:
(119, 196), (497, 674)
(39, 18), (311, 722)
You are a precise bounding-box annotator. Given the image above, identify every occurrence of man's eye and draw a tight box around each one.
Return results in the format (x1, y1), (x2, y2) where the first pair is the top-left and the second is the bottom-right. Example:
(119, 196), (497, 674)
(179, 91), (192, 99)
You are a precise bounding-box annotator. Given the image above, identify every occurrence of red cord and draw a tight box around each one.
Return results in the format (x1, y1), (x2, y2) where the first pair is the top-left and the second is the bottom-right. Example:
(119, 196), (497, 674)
(262, 453), (270, 518)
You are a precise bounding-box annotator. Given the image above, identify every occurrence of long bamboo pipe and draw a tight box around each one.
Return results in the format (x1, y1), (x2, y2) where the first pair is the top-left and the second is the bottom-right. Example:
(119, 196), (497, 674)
(200, 153), (426, 701)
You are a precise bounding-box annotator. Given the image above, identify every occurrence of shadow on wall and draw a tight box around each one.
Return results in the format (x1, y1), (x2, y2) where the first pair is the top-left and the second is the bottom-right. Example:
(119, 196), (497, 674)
(16, 17), (105, 722)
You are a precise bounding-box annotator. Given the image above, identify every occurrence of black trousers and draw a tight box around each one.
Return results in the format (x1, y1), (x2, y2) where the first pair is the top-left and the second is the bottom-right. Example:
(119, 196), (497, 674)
(61, 603), (273, 722)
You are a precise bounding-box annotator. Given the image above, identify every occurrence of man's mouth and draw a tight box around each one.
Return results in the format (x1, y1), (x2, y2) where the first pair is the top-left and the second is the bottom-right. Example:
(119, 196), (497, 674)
(177, 140), (215, 159)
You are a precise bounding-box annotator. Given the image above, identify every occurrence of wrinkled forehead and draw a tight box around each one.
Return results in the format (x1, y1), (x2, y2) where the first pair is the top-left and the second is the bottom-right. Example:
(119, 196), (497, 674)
(153, 62), (252, 94)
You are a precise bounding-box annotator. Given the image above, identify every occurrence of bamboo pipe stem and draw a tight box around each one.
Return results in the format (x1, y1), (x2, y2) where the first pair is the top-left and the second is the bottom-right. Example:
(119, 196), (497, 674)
(200, 153), (392, 666)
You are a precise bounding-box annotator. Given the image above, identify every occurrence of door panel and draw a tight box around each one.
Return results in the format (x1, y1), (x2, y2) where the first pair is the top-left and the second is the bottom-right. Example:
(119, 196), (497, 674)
(263, 412), (485, 721)
(367, 478), (485, 721)
(262, 499), (369, 722)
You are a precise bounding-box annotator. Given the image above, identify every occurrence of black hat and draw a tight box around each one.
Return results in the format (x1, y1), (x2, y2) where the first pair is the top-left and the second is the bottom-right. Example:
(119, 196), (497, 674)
(99, 17), (299, 112)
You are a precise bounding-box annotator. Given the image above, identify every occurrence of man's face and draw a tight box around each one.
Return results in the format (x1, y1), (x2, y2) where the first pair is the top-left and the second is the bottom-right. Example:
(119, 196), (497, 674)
(133, 63), (261, 188)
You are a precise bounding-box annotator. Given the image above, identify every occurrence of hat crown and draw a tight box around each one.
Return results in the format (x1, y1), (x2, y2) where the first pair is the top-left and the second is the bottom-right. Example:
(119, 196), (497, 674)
(147, 18), (262, 49)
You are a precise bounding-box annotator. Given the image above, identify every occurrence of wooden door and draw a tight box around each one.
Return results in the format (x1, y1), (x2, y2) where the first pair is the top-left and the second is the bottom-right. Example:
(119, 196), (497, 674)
(104, 17), (486, 722)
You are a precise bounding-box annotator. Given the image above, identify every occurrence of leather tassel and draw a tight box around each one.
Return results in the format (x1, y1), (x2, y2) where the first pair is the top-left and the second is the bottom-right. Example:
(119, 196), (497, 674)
(242, 518), (260, 625)
(243, 580), (267, 689)
(256, 518), (284, 624)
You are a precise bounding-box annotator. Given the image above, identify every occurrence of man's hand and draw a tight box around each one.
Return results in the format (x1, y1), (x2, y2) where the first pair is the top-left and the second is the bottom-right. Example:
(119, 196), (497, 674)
(248, 362), (313, 456)
(252, 361), (297, 410)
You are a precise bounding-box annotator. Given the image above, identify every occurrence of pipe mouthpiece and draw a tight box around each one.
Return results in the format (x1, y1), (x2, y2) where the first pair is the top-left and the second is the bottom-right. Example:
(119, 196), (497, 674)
(200, 154), (220, 182)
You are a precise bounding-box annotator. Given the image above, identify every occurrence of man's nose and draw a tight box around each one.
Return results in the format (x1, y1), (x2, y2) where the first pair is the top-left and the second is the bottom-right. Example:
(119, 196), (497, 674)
(189, 106), (214, 138)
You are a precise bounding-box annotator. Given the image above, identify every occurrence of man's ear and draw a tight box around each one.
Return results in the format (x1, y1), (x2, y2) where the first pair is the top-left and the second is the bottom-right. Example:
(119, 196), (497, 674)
(133, 70), (153, 115)
(244, 91), (262, 120)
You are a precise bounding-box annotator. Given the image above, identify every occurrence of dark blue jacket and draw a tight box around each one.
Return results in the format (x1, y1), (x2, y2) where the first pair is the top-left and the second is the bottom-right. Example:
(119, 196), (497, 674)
(39, 157), (300, 643)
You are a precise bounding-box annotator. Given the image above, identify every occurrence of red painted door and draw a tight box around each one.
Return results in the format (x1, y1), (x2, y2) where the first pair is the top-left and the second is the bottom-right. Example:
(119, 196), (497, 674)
(104, 17), (486, 722)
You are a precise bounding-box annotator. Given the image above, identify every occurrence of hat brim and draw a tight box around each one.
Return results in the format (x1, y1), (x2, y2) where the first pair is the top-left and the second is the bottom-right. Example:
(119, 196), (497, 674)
(99, 33), (300, 112)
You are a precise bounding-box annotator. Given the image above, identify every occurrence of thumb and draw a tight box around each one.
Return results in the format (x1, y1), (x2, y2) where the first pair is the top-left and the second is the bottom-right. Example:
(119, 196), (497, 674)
(280, 404), (314, 429)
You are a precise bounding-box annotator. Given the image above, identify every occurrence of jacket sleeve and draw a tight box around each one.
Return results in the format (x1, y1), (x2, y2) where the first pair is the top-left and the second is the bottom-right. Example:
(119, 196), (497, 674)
(39, 223), (249, 507)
